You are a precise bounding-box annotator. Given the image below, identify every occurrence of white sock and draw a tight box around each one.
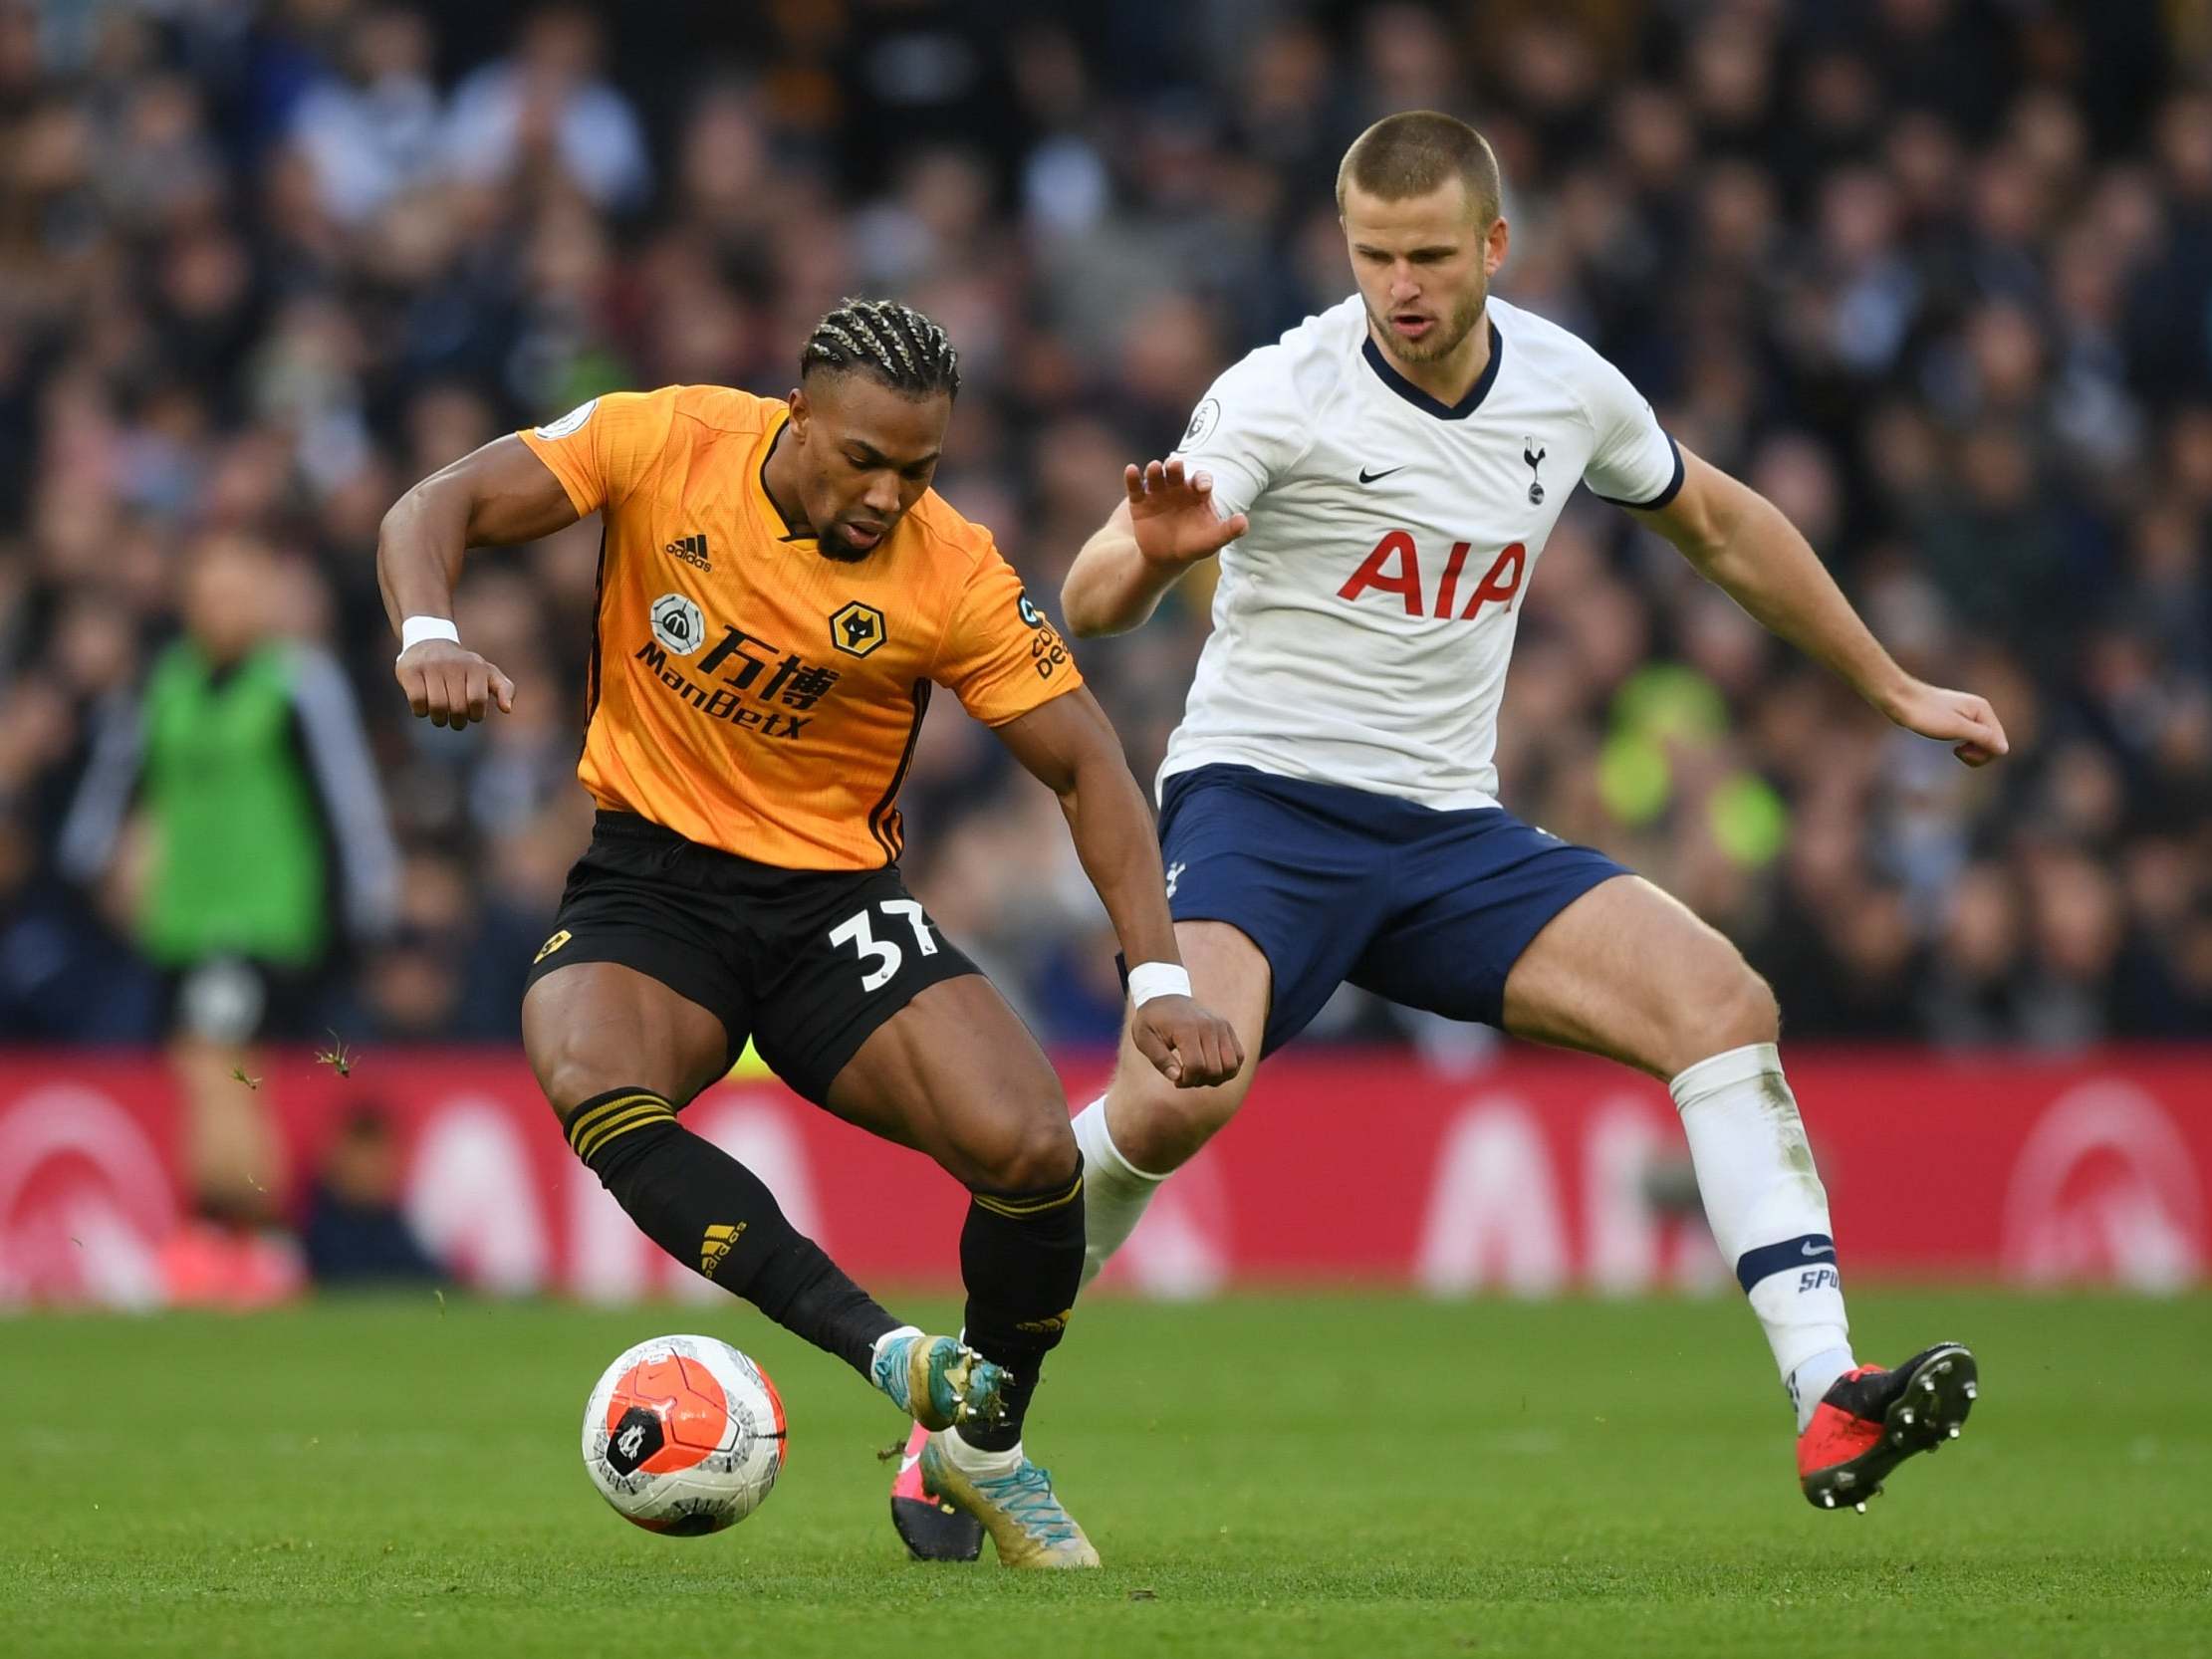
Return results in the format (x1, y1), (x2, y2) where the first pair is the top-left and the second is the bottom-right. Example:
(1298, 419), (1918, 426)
(1669, 1043), (1853, 1431)
(1071, 1095), (1169, 1289)
(944, 1430), (1024, 1478)
(1789, 1345), (1856, 1430)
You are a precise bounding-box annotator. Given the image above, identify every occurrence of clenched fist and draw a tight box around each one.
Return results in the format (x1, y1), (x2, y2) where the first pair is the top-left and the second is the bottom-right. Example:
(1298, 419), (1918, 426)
(395, 639), (515, 730)
(1129, 994), (1246, 1089)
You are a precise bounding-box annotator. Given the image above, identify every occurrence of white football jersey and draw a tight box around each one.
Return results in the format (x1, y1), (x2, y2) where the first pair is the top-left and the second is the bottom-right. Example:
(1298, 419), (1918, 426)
(1162, 293), (1680, 810)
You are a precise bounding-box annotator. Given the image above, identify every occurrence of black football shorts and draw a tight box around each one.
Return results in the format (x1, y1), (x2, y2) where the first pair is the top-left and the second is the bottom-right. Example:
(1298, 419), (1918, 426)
(524, 811), (982, 1104)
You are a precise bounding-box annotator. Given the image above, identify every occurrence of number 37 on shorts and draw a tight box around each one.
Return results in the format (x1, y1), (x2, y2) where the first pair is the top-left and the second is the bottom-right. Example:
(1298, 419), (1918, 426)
(828, 899), (939, 992)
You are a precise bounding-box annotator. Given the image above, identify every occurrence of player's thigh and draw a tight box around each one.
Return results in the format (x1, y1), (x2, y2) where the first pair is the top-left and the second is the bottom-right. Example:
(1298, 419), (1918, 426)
(752, 869), (1070, 1191)
(522, 961), (734, 1112)
(519, 816), (754, 1112)
(824, 972), (1076, 1193)
(1104, 919), (1272, 1171)
(1155, 767), (1383, 1058)
(1348, 810), (1624, 1034)
(1500, 874), (1779, 1079)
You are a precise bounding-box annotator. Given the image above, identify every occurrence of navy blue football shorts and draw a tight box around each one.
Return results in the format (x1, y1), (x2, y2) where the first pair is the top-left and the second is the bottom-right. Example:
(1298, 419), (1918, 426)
(1156, 764), (1631, 1057)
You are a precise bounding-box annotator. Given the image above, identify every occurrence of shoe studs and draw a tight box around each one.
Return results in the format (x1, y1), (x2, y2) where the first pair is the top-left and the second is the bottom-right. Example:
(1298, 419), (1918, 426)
(1822, 1492), (1837, 1509)
(1963, 1381), (1978, 1401)
(1853, 1502), (1866, 1514)
(1900, 1406), (1915, 1426)
(1947, 1425), (1961, 1439)
(1921, 1375), (1937, 1394)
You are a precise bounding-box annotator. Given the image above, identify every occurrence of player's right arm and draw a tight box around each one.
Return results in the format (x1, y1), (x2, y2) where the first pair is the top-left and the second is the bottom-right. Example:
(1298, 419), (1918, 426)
(376, 435), (578, 727)
(1062, 350), (1308, 638)
(1059, 462), (1249, 638)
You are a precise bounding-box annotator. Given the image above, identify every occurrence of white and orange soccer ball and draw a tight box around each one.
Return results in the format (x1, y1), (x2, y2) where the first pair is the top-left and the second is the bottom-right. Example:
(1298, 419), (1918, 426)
(581, 1334), (787, 1535)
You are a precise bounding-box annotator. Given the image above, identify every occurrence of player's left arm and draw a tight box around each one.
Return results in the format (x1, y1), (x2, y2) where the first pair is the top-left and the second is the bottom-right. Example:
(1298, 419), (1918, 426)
(992, 687), (1246, 1089)
(1631, 449), (2010, 768)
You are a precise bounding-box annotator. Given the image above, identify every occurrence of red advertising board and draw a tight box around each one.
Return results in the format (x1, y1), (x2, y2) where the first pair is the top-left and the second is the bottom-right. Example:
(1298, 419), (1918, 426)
(1, 1047), (2205, 1306)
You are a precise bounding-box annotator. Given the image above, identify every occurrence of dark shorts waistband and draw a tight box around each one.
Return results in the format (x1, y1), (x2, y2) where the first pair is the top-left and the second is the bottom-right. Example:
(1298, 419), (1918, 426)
(588, 810), (887, 892)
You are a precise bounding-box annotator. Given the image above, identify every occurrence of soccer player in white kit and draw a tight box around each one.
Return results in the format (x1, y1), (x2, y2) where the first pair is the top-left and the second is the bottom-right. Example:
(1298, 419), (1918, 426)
(887, 111), (2008, 1556)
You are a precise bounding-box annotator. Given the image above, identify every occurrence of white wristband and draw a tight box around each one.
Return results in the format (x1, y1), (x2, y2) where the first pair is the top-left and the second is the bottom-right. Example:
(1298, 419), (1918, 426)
(1126, 961), (1191, 1008)
(398, 616), (459, 659)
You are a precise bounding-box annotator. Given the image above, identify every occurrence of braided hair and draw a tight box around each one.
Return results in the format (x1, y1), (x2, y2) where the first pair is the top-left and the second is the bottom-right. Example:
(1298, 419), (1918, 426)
(799, 298), (962, 399)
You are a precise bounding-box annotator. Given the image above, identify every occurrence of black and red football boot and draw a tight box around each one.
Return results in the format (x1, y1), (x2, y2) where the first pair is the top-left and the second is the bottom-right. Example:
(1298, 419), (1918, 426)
(1799, 1342), (1978, 1512)
(888, 1422), (983, 1561)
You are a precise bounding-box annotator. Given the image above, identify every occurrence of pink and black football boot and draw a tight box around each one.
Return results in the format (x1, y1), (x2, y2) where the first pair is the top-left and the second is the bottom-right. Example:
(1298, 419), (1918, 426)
(888, 1422), (983, 1561)
(1799, 1342), (1978, 1512)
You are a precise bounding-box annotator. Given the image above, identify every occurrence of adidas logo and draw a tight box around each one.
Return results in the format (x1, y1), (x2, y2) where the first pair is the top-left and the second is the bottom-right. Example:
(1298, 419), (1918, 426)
(664, 533), (711, 571)
(700, 1222), (746, 1278)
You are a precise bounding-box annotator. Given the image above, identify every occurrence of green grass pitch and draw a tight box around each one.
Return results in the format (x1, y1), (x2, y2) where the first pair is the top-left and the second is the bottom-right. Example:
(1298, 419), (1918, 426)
(7, 1292), (2207, 1657)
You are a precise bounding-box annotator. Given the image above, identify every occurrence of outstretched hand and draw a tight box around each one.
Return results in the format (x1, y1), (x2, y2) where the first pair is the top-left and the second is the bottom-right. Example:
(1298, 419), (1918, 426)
(1129, 994), (1246, 1090)
(396, 639), (516, 729)
(1125, 459), (1249, 569)
(1882, 678), (2009, 767)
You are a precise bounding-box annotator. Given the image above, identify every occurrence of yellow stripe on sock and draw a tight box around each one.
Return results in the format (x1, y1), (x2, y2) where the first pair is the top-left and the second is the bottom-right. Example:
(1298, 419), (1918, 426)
(974, 1173), (1084, 1219)
(575, 1102), (674, 1162)
(564, 1091), (668, 1152)
(563, 1091), (651, 1146)
(573, 1100), (675, 1162)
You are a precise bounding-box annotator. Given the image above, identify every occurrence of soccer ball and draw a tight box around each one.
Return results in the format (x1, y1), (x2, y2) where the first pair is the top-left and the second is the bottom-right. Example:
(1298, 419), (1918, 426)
(580, 1334), (787, 1535)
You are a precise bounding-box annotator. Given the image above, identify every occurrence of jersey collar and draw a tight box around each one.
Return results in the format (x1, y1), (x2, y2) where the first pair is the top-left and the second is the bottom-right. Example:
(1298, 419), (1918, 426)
(754, 408), (818, 545)
(1359, 318), (1504, 421)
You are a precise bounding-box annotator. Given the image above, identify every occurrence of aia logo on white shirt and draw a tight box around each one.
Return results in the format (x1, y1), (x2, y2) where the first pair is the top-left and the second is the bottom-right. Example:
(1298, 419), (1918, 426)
(1338, 532), (1527, 620)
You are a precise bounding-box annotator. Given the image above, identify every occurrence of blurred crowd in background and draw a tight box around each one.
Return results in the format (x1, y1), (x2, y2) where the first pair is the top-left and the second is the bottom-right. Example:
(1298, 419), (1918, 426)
(4, 0), (2211, 1070)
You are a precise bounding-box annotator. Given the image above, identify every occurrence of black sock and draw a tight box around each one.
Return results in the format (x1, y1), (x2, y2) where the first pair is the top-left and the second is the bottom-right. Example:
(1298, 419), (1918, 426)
(564, 1086), (898, 1375)
(954, 1160), (1085, 1453)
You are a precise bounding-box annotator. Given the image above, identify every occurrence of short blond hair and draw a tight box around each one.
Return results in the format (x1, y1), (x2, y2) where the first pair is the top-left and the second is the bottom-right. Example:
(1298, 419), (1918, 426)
(1337, 111), (1502, 225)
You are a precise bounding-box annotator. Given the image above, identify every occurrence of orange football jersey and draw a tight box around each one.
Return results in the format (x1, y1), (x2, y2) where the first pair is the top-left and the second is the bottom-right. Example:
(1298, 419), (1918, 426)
(518, 385), (1082, 869)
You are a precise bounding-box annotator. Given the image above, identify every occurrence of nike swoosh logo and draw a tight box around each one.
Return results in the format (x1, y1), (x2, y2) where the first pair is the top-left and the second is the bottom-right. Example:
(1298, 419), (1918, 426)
(1802, 1242), (1834, 1257)
(1357, 465), (1406, 484)
(899, 1451), (922, 1474)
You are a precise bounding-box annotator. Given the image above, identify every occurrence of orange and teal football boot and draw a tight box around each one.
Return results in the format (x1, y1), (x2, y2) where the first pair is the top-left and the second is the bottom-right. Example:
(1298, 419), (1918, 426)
(917, 1431), (1101, 1568)
(868, 1330), (1006, 1434)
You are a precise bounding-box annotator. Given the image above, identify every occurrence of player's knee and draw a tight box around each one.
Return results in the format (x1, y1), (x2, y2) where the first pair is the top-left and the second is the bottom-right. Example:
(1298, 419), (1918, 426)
(1672, 955), (1779, 1069)
(970, 1110), (1080, 1194)
(531, 1045), (610, 1122)
(525, 1012), (636, 1121)
(1109, 1075), (1244, 1174)
(1727, 965), (1782, 1048)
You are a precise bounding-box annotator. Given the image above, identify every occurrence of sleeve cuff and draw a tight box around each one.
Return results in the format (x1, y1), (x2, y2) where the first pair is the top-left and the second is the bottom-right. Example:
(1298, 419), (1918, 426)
(1591, 433), (1685, 512)
(516, 429), (601, 518)
(977, 664), (1087, 728)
